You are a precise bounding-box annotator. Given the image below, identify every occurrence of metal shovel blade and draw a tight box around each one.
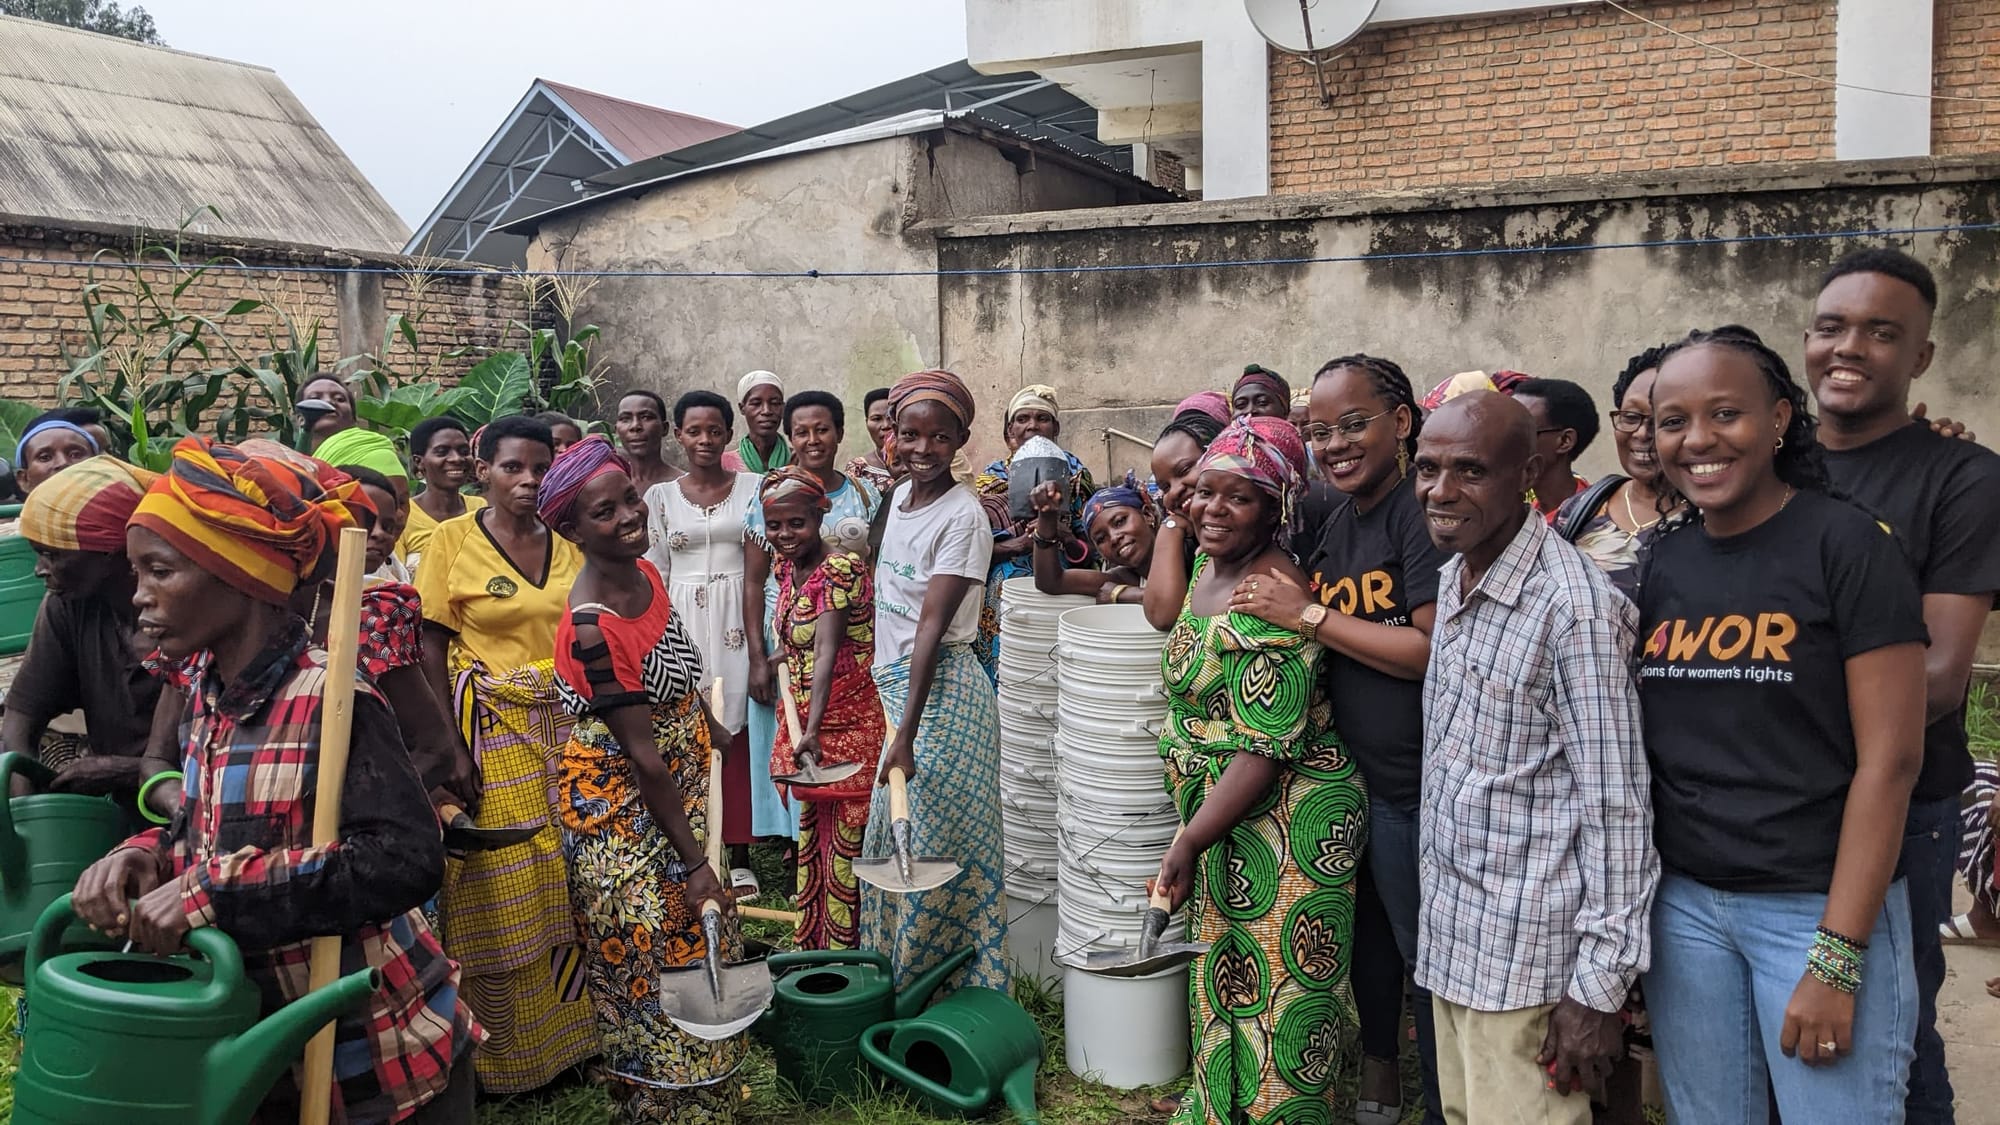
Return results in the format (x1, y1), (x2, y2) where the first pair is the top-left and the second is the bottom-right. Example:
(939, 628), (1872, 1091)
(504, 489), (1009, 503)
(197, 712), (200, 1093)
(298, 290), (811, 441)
(852, 817), (961, 894)
(1065, 941), (1211, 978)
(659, 910), (772, 1040)
(441, 812), (541, 853)
(771, 757), (864, 787)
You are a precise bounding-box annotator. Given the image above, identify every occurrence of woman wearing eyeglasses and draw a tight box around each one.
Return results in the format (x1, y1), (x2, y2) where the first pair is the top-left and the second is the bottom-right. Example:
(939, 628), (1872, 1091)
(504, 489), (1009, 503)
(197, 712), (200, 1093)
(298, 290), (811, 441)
(1553, 344), (1685, 598)
(1227, 354), (1449, 1125)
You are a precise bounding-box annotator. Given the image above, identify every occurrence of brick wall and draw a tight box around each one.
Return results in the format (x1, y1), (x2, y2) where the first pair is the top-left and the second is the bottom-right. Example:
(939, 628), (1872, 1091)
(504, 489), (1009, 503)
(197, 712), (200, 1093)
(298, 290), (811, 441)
(1269, 1), (1837, 193)
(0, 216), (525, 407)
(1934, 0), (2000, 156)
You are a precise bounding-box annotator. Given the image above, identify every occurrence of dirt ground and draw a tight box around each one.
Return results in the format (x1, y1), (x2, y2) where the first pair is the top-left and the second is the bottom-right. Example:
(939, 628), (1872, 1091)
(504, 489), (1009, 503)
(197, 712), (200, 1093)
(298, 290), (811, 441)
(1945, 886), (2000, 1124)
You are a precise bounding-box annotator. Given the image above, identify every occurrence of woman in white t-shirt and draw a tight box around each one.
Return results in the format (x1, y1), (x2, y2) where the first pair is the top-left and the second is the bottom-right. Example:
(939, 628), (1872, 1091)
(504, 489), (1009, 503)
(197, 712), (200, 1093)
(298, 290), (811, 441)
(862, 369), (1007, 990)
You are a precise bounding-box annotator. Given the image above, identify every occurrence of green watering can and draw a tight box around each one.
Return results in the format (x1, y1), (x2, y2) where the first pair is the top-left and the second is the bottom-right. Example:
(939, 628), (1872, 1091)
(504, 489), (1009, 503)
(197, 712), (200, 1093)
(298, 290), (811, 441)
(0, 752), (129, 981)
(859, 980), (1044, 1124)
(14, 894), (381, 1125)
(761, 945), (974, 1105)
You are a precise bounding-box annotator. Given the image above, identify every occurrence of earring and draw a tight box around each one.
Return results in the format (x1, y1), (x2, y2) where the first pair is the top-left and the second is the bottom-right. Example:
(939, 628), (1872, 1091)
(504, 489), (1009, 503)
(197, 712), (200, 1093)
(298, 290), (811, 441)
(1396, 446), (1410, 479)
(1775, 436), (1785, 450)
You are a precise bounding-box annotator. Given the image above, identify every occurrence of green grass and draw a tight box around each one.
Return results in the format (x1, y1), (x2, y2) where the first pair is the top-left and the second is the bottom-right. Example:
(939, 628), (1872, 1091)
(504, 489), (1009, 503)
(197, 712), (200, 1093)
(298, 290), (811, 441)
(1967, 680), (2000, 760)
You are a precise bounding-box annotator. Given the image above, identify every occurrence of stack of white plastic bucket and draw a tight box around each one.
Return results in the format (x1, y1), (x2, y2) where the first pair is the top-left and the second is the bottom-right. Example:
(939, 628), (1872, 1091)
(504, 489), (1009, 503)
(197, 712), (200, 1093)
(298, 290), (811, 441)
(996, 577), (1087, 988)
(1052, 603), (1189, 1089)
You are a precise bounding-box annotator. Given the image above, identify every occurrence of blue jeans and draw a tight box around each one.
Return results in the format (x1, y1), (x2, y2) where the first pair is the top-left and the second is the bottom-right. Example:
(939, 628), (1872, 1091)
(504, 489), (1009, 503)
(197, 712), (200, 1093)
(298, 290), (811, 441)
(1902, 795), (1960, 1125)
(1364, 796), (1444, 1125)
(1646, 873), (1915, 1124)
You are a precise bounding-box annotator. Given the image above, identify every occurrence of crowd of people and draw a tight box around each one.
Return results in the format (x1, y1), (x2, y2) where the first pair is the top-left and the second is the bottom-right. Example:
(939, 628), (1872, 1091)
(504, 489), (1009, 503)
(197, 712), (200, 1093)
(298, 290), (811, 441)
(0, 244), (1995, 1125)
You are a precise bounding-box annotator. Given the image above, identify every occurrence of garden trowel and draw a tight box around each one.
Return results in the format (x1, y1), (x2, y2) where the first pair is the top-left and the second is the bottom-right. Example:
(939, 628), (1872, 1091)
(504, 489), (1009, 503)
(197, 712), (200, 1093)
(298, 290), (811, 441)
(1067, 827), (1209, 977)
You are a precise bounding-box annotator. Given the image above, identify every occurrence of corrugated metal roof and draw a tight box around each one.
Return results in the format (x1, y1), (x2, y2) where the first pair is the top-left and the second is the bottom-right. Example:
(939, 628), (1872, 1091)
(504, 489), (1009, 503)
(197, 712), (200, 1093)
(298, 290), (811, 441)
(540, 81), (735, 163)
(0, 15), (408, 251)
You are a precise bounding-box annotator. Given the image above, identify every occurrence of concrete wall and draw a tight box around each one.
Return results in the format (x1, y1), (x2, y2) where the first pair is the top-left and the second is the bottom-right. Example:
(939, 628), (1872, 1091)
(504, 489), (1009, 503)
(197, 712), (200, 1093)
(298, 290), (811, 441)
(525, 126), (1164, 470)
(931, 158), (2000, 490)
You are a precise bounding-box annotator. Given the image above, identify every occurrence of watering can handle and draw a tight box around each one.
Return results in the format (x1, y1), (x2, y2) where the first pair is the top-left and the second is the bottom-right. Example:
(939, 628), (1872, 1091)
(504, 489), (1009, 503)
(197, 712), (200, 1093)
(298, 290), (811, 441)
(766, 948), (891, 975)
(0, 751), (55, 882)
(857, 1022), (987, 1114)
(26, 893), (244, 1003)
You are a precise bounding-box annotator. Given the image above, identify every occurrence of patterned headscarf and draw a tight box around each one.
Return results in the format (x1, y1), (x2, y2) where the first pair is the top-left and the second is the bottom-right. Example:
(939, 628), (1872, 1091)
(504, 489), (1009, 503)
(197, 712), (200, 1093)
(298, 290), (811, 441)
(1422, 369), (1532, 412)
(536, 434), (628, 530)
(1193, 415), (1309, 548)
(130, 437), (363, 605)
(1007, 384), (1059, 420)
(1080, 472), (1147, 534)
(759, 465), (832, 514)
(887, 369), (976, 430)
(19, 455), (157, 554)
(314, 427), (408, 482)
(1233, 364), (1289, 404)
(1174, 391), (1231, 424)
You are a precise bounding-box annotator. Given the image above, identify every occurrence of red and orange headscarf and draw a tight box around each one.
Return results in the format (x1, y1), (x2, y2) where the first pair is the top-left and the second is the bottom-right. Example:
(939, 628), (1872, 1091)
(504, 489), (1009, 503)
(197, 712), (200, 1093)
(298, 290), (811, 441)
(19, 455), (158, 555)
(130, 437), (364, 605)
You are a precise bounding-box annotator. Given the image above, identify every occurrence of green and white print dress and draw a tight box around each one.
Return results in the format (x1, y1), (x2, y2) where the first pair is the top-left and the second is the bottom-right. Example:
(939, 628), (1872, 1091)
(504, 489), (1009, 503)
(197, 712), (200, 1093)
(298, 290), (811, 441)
(1159, 554), (1368, 1125)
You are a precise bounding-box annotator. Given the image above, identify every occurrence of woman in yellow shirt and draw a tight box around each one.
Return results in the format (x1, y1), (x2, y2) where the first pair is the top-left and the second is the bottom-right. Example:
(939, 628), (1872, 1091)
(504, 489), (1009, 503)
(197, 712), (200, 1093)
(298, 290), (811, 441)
(416, 414), (595, 1095)
(400, 415), (487, 575)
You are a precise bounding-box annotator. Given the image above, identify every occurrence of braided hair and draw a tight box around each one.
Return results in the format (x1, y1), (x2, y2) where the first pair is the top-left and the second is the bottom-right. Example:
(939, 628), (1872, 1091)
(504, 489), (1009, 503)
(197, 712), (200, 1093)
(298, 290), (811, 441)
(1312, 353), (1423, 456)
(1158, 408), (1225, 450)
(1649, 327), (1830, 536)
(1610, 343), (1671, 410)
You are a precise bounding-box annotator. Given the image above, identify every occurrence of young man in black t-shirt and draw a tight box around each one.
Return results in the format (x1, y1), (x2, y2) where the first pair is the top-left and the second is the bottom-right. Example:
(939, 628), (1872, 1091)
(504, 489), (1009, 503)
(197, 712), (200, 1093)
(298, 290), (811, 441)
(1805, 248), (2000, 1125)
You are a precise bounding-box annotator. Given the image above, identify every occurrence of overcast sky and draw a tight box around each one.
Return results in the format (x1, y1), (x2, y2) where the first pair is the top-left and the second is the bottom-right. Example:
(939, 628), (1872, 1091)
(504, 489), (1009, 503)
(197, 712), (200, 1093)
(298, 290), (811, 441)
(136, 0), (969, 229)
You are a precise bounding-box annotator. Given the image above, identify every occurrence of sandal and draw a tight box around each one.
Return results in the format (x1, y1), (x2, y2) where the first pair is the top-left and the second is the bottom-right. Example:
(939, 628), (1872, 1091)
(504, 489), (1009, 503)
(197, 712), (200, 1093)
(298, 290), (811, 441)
(1940, 912), (2000, 944)
(730, 867), (761, 901)
(1149, 1092), (1186, 1115)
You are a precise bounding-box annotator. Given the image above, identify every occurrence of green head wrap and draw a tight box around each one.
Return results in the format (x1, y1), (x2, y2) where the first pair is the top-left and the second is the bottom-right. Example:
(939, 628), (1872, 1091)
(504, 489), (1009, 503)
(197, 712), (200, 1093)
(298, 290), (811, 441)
(314, 427), (407, 481)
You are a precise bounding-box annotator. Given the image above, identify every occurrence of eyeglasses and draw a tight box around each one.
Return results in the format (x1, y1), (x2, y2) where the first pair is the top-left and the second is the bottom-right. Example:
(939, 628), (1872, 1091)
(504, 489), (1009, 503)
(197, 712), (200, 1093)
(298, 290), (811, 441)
(1300, 410), (1391, 446)
(1607, 410), (1652, 434)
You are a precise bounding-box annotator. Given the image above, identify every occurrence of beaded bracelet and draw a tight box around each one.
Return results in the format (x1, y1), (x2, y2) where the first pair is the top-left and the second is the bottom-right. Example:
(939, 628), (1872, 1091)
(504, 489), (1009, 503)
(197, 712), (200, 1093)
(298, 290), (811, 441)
(136, 770), (184, 826)
(1806, 925), (1866, 994)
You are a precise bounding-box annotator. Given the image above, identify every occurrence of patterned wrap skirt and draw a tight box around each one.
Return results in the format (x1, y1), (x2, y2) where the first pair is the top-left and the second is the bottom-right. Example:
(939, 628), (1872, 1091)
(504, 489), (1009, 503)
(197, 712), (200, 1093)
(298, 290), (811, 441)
(772, 669), (884, 950)
(858, 645), (1009, 991)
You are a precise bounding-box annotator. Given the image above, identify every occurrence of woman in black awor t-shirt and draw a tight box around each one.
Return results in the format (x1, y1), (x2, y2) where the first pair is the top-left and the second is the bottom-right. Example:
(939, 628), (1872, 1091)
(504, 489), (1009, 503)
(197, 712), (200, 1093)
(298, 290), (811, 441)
(1228, 354), (1447, 1125)
(1636, 328), (1927, 1123)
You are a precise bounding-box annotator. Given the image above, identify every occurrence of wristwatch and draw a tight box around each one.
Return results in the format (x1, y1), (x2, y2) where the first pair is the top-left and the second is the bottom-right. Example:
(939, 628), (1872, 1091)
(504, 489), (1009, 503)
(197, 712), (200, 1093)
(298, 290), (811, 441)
(1297, 603), (1328, 636)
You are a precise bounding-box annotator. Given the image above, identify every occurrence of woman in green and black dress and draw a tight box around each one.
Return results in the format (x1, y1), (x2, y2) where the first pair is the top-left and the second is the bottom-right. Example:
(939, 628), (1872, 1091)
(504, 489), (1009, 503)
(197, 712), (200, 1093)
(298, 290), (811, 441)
(1150, 414), (1367, 1125)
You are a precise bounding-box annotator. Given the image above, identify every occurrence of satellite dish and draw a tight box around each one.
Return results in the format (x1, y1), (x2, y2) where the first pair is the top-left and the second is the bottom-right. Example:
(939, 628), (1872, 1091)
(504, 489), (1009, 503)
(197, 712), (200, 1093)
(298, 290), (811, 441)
(1244, 0), (1379, 54)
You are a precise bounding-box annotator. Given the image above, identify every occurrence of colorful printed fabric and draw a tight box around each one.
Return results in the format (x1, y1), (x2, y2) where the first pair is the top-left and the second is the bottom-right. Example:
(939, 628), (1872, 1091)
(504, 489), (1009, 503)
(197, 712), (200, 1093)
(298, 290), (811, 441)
(537, 435), (628, 531)
(356, 581), (424, 679)
(860, 645), (1008, 992)
(1176, 391), (1232, 424)
(18, 455), (156, 553)
(774, 551), (884, 950)
(1194, 416), (1309, 550)
(441, 651), (596, 1094)
(115, 619), (478, 1123)
(1159, 555), (1366, 1125)
(130, 437), (362, 605)
(552, 563), (747, 1120)
(845, 451), (896, 495)
(887, 369), (976, 429)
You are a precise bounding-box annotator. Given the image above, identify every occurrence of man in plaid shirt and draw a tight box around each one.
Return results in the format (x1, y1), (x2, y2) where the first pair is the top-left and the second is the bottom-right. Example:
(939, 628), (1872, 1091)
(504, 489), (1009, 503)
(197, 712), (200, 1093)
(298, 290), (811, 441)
(1411, 393), (1658, 1125)
(72, 439), (478, 1124)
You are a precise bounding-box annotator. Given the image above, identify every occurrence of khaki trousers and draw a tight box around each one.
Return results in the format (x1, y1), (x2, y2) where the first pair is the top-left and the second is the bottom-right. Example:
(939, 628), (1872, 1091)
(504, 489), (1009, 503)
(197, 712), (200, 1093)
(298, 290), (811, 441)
(1432, 997), (1593, 1125)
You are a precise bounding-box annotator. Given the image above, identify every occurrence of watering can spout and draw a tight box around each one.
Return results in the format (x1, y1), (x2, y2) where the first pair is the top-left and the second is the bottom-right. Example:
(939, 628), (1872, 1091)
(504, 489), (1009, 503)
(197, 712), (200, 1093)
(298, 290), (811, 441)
(1001, 1060), (1041, 1125)
(209, 965), (380, 1125)
(893, 946), (976, 1020)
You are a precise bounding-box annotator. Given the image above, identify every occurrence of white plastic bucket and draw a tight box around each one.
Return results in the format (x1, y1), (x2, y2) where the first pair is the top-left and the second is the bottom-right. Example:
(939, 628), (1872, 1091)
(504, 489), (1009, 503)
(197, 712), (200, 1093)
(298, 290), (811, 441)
(1005, 887), (1062, 991)
(1063, 962), (1191, 1088)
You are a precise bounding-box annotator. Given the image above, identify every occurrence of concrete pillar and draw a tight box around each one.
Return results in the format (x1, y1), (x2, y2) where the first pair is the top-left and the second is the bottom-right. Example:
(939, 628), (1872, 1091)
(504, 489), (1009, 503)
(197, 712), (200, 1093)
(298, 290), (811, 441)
(1835, 0), (1934, 160)
(1201, 16), (1271, 199)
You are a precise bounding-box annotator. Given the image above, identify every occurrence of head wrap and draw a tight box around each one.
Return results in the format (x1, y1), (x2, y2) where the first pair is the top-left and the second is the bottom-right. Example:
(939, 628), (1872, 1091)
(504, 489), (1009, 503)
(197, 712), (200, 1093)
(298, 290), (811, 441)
(14, 420), (99, 468)
(313, 427), (408, 482)
(1192, 415), (1309, 549)
(1422, 369), (1532, 412)
(1007, 384), (1060, 420)
(535, 435), (628, 531)
(130, 437), (362, 605)
(1160, 407), (1226, 451)
(1080, 472), (1147, 534)
(19, 455), (157, 554)
(1290, 386), (1312, 411)
(737, 370), (784, 403)
(1233, 364), (1289, 404)
(759, 465), (832, 514)
(1175, 391), (1231, 424)
(887, 369), (976, 430)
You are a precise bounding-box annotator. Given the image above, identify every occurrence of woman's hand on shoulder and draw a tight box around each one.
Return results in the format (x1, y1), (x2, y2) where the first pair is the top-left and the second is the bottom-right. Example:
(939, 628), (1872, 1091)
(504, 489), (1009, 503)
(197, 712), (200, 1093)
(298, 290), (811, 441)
(1228, 569), (1310, 628)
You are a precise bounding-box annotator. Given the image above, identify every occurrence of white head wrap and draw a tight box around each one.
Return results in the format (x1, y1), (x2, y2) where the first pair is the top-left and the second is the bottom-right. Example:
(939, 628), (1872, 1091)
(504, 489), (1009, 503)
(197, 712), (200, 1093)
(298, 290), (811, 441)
(737, 370), (784, 402)
(1007, 384), (1059, 420)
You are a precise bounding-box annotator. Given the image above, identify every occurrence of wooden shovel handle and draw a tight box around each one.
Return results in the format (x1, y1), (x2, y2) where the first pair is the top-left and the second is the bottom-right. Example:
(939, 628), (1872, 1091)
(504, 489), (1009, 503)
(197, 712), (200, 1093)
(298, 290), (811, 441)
(738, 904), (802, 924)
(886, 766), (911, 822)
(300, 527), (369, 1125)
(706, 678), (726, 876)
(1149, 824), (1187, 913)
(777, 664), (805, 744)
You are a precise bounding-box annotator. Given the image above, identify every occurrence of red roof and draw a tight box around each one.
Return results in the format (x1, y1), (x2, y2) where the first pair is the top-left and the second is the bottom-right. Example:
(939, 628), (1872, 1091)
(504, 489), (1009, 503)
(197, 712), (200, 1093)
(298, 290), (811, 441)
(540, 80), (737, 162)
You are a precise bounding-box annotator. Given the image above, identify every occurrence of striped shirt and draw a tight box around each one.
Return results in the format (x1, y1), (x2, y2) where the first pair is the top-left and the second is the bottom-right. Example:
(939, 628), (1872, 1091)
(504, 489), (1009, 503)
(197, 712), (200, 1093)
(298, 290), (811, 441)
(120, 621), (477, 1122)
(1417, 513), (1658, 1013)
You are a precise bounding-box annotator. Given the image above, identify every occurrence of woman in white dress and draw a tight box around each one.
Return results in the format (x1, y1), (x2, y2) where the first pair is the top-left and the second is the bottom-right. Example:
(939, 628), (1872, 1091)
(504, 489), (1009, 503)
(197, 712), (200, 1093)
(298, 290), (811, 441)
(645, 389), (763, 894)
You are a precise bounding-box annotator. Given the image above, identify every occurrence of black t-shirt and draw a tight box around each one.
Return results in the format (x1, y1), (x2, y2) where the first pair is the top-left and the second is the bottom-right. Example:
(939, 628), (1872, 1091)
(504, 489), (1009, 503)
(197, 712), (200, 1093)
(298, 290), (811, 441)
(1823, 421), (2000, 801)
(8, 593), (162, 760)
(1637, 490), (1927, 893)
(1294, 478), (1447, 809)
